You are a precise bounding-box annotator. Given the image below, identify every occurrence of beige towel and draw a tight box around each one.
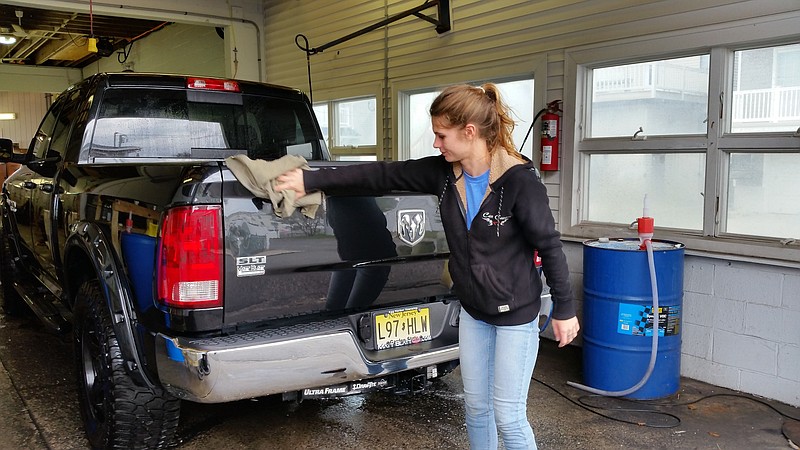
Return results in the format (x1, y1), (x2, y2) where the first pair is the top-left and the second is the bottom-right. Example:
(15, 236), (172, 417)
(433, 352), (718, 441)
(225, 154), (323, 218)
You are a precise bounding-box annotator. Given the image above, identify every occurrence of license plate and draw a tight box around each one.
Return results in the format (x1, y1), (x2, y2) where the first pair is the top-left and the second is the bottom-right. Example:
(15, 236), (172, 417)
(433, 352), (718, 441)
(374, 307), (431, 350)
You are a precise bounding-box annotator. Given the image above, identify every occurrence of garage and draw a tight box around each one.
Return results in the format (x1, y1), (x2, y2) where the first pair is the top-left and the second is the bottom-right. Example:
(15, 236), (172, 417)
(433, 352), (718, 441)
(0, 1), (798, 449)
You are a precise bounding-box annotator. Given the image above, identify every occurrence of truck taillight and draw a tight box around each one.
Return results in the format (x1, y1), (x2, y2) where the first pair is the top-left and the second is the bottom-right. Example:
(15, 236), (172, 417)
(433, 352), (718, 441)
(186, 77), (240, 92)
(157, 205), (223, 309)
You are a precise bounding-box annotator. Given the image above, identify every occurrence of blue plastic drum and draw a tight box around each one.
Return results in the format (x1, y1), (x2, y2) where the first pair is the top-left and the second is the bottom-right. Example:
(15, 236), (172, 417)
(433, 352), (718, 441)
(121, 232), (158, 312)
(582, 238), (684, 399)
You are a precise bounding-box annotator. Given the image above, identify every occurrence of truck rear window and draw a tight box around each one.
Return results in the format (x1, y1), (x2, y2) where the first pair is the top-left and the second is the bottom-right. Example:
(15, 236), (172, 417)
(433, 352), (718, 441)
(90, 88), (325, 161)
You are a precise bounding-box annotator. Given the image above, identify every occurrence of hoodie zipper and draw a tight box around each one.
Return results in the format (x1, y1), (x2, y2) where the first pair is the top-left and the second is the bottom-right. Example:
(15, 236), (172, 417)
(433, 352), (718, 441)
(435, 176), (449, 217)
(493, 187), (504, 237)
(440, 173), (470, 227)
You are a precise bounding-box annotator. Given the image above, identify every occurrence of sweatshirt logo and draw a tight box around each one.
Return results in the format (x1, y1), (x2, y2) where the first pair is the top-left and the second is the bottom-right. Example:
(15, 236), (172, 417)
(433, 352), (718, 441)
(482, 187), (509, 237)
(398, 209), (425, 246)
(482, 212), (511, 237)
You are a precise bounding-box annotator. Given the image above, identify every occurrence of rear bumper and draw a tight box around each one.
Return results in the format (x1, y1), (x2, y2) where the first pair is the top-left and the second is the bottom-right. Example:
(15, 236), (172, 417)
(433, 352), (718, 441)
(154, 303), (460, 403)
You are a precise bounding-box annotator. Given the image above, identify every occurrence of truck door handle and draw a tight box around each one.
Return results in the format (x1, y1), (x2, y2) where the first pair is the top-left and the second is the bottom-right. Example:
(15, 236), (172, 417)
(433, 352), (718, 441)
(39, 183), (54, 193)
(23, 181), (36, 190)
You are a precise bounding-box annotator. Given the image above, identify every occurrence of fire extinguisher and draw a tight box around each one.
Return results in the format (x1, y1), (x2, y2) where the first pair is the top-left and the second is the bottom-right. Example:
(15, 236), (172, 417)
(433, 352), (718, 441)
(540, 100), (561, 171)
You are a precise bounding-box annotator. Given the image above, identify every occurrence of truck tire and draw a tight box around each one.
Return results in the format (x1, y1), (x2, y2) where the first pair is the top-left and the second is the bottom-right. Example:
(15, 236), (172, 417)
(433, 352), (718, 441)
(73, 279), (180, 450)
(0, 229), (27, 316)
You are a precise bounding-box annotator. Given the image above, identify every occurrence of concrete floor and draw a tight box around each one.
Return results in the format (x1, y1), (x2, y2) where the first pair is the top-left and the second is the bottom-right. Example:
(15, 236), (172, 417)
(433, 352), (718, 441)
(0, 311), (798, 449)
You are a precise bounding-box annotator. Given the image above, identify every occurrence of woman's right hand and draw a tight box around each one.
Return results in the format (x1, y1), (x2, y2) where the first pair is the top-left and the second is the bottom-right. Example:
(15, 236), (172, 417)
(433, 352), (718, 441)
(275, 168), (307, 198)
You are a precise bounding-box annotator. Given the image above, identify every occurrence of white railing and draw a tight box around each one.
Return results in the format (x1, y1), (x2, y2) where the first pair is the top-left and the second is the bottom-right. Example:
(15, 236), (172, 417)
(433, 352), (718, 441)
(593, 63), (708, 96)
(595, 64), (800, 125)
(732, 87), (800, 123)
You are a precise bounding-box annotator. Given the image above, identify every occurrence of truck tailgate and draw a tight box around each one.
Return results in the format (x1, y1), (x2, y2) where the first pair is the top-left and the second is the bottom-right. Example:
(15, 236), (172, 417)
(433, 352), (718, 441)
(220, 171), (451, 327)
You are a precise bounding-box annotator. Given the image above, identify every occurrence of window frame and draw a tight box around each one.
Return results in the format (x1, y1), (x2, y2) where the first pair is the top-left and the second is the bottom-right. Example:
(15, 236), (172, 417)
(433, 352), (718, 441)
(397, 76), (537, 161)
(311, 83), (382, 160)
(392, 56), (548, 162)
(562, 16), (800, 264)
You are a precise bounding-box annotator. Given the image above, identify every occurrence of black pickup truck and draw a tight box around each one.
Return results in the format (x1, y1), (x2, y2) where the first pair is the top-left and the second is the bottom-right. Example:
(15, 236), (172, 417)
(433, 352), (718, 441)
(0, 73), (459, 449)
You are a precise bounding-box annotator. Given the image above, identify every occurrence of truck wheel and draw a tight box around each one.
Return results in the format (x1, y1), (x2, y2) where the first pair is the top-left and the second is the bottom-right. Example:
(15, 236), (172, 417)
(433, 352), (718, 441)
(0, 230), (27, 316)
(73, 280), (180, 450)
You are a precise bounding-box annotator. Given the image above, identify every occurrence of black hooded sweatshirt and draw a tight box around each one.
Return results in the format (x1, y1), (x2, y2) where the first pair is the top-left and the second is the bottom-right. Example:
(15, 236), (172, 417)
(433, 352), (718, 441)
(304, 150), (575, 326)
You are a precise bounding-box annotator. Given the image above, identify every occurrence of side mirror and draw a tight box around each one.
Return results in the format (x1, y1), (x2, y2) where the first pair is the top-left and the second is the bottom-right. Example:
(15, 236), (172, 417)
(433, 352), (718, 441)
(0, 138), (12, 159)
(26, 149), (60, 177)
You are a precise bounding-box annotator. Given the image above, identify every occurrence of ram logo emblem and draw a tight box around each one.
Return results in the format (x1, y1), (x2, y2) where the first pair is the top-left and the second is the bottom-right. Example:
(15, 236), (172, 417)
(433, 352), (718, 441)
(398, 209), (425, 247)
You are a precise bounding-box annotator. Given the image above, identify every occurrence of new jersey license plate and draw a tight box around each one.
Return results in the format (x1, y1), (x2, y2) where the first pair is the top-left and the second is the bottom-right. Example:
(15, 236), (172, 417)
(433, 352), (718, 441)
(374, 307), (431, 350)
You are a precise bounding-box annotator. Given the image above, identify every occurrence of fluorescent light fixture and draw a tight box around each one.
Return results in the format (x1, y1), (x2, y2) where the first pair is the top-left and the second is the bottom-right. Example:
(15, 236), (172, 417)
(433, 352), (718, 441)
(0, 113), (17, 120)
(0, 35), (16, 45)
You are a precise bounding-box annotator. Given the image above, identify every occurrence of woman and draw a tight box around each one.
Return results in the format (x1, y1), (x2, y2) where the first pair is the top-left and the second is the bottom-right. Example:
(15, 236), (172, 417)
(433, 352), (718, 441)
(276, 83), (579, 449)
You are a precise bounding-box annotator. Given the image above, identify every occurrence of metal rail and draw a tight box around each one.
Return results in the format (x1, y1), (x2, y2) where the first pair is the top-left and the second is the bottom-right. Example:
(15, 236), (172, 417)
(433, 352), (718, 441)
(296, 0), (450, 55)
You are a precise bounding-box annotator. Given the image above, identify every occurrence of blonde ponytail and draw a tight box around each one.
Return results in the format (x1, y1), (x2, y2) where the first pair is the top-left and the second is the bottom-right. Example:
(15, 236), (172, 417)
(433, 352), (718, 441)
(430, 83), (525, 161)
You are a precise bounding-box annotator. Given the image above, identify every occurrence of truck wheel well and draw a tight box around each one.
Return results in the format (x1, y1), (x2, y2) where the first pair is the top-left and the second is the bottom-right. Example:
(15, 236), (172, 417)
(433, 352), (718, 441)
(64, 247), (94, 309)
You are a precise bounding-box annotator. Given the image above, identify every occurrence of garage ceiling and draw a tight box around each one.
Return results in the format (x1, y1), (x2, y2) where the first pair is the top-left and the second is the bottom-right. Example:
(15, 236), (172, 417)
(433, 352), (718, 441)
(0, 4), (170, 68)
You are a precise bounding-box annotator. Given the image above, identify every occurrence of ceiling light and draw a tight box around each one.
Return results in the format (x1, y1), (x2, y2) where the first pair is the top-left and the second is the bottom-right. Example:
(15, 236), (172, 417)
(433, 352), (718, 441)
(0, 35), (17, 45)
(0, 113), (17, 120)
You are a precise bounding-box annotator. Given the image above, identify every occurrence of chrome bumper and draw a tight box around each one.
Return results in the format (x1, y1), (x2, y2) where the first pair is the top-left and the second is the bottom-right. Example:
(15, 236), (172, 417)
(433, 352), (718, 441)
(155, 316), (459, 403)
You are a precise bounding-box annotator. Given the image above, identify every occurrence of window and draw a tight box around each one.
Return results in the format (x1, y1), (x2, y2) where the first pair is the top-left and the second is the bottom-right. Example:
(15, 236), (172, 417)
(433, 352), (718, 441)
(725, 153), (797, 238)
(590, 56), (709, 138)
(91, 88), (325, 161)
(312, 104), (328, 143)
(582, 55), (710, 230)
(585, 153), (706, 230)
(731, 43), (800, 133)
(314, 96), (378, 159)
(721, 43), (800, 239)
(401, 78), (535, 160)
(407, 91), (439, 160)
(49, 86), (86, 160)
(568, 35), (800, 260)
(336, 97), (376, 147)
(31, 97), (63, 160)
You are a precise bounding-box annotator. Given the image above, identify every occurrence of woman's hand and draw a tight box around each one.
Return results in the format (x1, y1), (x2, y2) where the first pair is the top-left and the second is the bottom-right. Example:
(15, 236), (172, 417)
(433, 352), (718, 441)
(551, 316), (580, 348)
(275, 168), (307, 198)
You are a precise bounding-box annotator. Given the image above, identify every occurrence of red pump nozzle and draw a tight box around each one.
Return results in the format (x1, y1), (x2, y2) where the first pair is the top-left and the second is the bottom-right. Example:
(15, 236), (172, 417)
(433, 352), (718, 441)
(638, 194), (653, 249)
(638, 216), (654, 249)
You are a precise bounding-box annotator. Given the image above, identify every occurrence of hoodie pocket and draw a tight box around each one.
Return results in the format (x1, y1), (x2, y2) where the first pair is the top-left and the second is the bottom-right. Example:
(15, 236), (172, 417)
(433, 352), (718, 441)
(470, 264), (515, 315)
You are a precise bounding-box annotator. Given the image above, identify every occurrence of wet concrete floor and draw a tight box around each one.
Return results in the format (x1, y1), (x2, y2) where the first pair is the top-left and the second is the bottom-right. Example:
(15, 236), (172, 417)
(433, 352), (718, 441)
(0, 311), (797, 449)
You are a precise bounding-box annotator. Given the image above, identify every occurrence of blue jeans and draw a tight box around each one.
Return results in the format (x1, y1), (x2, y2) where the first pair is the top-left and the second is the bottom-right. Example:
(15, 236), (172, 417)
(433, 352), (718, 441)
(459, 308), (540, 450)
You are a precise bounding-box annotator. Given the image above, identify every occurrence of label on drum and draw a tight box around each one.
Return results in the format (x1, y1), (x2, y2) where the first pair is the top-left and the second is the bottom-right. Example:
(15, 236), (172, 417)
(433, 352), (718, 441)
(617, 303), (680, 337)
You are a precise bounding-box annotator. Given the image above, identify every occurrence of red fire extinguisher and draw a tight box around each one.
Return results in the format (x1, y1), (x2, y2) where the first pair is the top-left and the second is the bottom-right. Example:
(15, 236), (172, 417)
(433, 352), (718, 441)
(540, 100), (561, 171)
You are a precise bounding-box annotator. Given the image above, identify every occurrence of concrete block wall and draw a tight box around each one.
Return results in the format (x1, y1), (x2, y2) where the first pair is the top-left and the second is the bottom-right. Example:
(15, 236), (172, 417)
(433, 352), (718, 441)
(681, 256), (800, 406)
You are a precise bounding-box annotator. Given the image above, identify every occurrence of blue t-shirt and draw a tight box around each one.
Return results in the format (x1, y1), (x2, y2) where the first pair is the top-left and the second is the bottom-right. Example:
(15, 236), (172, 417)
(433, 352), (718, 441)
(464, 169), (490, 230)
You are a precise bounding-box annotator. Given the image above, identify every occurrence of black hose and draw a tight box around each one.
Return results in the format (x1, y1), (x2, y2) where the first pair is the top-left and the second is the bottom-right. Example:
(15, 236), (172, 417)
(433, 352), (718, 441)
(295, 34), (314, 103)
(518, 107), (547, 152)
(519, 100), (561, 155)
